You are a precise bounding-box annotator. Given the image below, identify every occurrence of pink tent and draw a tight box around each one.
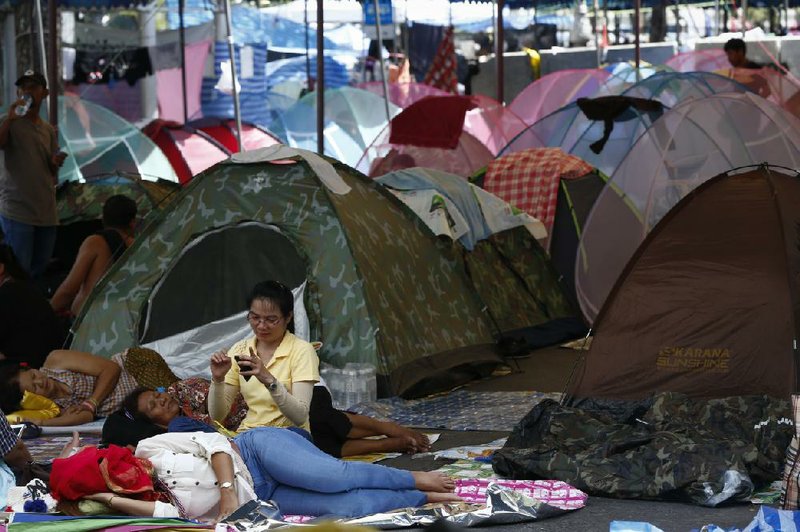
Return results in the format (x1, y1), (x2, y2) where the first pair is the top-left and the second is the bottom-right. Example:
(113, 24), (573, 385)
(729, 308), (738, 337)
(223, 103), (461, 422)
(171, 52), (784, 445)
(356, 95), (494, 178)
(509, 69), (611, 126)
(188, 118), (282, 153)
(665, 49), (730, 72)
(358, 130), (492, 178)
(714, 67), (800, 119)
(463, 95), (528, 156)
(356, 82), (449, 109)
(142, 120), (231, 185)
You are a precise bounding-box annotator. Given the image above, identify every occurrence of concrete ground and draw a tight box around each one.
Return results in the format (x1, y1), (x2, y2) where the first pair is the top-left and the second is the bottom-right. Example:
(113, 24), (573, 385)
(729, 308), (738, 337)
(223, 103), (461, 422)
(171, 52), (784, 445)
(378, 346), (764, 532)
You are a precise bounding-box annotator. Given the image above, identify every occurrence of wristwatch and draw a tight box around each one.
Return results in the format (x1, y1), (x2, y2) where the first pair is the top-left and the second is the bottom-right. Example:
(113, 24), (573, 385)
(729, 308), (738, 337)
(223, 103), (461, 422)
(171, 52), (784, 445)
(267, 380), (279, 392)
(219, 481), (234, 490)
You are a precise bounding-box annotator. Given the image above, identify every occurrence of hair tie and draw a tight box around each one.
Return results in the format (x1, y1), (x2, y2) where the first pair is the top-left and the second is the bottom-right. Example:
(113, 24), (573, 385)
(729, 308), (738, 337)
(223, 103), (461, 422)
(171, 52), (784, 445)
(19, 362), (28, 368)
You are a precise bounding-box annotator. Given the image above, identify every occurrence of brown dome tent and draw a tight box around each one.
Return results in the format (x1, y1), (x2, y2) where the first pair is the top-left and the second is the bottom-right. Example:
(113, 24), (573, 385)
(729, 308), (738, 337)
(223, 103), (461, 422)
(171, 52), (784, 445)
(568, 165), (800, 401)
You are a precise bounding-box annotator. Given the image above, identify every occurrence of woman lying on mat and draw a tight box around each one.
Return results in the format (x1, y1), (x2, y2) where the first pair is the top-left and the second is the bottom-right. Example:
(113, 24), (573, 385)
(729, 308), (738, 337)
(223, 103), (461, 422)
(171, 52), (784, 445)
(54, 403), (460, 521)
(0, 347), (179, 426)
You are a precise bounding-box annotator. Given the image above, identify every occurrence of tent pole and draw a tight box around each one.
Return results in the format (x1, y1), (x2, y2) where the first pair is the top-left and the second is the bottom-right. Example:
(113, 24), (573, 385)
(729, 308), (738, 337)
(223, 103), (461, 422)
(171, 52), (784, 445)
(634, 0), (641, 76)
(373, 0), (392, 122)
(593, 0), (601, 66)
(674, 0), (681, 48)
(741, 0), (747, 34)
(34, 0), (50, 122)
(223, 0), (243, 152)
(496, 0), (505, 103)
(179, 0), (188, 123)
(47, 0), (57, 127)
(714, 0), (720, 34)
(316, 0), (325, 155)
(304, 0), (311, 86)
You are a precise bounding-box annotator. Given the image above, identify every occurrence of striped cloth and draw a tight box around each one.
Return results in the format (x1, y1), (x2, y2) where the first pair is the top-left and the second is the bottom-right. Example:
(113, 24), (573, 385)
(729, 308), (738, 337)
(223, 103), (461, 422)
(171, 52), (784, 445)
(0, 413), (19, 456)
(483, 147), (594, 231)
(423, 26), (458, 94)
(782, 394), (800, 510)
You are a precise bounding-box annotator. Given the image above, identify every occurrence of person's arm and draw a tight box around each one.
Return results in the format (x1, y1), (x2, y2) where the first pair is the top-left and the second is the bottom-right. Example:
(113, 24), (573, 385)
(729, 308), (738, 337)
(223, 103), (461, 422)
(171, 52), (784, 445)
(269, 380), (314, 427)
(50, 235), (103, 313)
(44, 349), (121, 413)
(35, 406), (94, 426)
(0, 103), (22, 148)
(211, 451), (239, 522)
(84, 492), (157, 517)
(208, 349), (237, 422)
(208, 382), (238, 422)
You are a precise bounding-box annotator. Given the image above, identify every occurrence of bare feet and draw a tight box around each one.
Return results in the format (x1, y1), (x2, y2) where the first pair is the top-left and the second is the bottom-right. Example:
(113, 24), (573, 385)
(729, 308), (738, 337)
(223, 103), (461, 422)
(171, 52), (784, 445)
(411, 471), (455, 492)
(403, 429), (431, 452)
(424, 491), (464, 504)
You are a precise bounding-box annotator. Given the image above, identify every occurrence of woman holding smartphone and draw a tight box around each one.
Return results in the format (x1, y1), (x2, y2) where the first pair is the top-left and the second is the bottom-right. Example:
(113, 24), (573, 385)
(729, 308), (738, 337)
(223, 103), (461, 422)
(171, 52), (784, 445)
(208, 281), (318, 433)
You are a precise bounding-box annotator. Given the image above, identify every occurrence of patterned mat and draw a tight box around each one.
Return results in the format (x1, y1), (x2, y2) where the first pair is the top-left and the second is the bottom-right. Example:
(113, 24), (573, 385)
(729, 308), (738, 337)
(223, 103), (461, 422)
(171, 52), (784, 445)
(25, 435), (101, 463)
(349, 390), (563, 431)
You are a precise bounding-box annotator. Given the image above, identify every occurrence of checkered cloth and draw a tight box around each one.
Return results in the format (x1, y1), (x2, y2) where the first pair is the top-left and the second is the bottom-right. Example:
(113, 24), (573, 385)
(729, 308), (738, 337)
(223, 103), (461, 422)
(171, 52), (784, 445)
(781, 394), (800, 509)
(423, 26), (458, 94)
(483, 148), (594, 231)
(0, 411), (19, 456)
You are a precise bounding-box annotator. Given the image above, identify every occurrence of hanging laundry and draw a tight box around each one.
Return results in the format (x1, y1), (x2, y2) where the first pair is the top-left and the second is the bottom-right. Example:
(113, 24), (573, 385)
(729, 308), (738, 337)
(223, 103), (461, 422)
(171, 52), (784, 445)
(73, 47), (153, 86)
(423, 26), (458, 94)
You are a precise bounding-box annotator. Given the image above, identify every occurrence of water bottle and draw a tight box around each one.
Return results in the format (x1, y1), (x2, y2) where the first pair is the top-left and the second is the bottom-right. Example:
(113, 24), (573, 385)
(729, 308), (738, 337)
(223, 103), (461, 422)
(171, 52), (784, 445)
(15, 94), (32, 116)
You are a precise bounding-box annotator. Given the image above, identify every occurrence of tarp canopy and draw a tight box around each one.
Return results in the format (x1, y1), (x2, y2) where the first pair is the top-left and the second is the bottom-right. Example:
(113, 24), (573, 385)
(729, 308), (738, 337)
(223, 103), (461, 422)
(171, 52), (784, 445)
(271, 87), (399, 167)
(509, 69), (612, 127)
(142, 119), (231, 185)
(56, 96), (178, 184)
(68, 146), (517, 398)
(570, 165), (800, 401)
(575, 92), (800, 324)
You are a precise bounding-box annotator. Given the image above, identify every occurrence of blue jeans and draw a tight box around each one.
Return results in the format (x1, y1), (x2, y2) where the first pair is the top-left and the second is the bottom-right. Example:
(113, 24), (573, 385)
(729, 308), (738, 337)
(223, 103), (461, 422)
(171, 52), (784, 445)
(0, 215), (56, 278)
(234, 427), (426, 517)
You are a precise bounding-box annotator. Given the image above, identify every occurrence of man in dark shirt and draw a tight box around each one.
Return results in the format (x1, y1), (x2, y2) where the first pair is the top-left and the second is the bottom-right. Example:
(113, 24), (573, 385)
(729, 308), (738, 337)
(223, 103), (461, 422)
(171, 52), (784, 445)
(50, 194), (137, 317)
(0, 244), (65, 368)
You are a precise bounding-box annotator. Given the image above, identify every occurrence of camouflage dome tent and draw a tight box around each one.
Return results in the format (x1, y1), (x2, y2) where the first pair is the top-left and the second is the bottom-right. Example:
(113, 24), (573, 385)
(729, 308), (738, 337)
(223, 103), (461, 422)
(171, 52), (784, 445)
(376, 167), (587, 351)
(69, 147), (511, 398)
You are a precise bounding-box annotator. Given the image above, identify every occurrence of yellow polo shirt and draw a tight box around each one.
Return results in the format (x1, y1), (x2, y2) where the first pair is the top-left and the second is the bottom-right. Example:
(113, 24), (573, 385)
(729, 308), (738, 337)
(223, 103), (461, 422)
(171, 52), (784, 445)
(224, 332), (319, 431)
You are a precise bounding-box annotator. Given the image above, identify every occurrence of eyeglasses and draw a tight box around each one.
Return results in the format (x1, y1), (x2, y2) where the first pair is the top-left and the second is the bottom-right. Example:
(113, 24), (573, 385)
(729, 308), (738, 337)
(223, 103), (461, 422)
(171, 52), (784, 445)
(247, 312), (282, 326)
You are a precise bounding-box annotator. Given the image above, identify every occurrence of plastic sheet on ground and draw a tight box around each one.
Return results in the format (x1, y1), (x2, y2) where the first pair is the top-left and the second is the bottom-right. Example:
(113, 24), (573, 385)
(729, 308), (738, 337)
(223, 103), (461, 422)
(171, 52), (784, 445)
(219, 483), (585, 530)
(700, 506), (800, 532)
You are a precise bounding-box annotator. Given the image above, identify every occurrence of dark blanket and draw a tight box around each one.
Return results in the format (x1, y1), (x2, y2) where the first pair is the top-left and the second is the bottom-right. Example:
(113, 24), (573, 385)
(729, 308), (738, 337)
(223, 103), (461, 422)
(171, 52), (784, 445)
(492, 392), (792, 506)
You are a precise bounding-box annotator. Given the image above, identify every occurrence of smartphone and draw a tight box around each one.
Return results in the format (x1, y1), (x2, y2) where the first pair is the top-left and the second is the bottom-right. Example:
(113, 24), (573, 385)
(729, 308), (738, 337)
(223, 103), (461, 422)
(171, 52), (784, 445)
(234, 355), (253, 381)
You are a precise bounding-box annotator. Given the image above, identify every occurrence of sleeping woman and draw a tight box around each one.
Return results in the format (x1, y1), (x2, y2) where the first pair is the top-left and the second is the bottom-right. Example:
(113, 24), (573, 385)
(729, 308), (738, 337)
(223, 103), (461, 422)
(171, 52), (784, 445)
(0, 347), (179, 426)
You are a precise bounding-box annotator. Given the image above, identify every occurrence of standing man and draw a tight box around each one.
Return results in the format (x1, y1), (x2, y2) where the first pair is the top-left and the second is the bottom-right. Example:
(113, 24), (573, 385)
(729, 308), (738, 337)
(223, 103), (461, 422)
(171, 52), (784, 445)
(0, 70), (67, 278)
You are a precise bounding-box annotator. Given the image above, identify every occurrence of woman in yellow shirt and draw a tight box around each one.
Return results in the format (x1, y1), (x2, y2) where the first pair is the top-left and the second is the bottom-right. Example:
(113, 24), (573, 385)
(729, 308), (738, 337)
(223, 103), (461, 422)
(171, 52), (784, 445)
(208, 281), (319, 432)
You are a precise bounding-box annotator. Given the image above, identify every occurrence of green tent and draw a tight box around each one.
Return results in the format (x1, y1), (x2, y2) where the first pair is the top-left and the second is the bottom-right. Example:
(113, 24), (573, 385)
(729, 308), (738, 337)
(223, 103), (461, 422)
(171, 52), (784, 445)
(69, 147), (508, 397)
